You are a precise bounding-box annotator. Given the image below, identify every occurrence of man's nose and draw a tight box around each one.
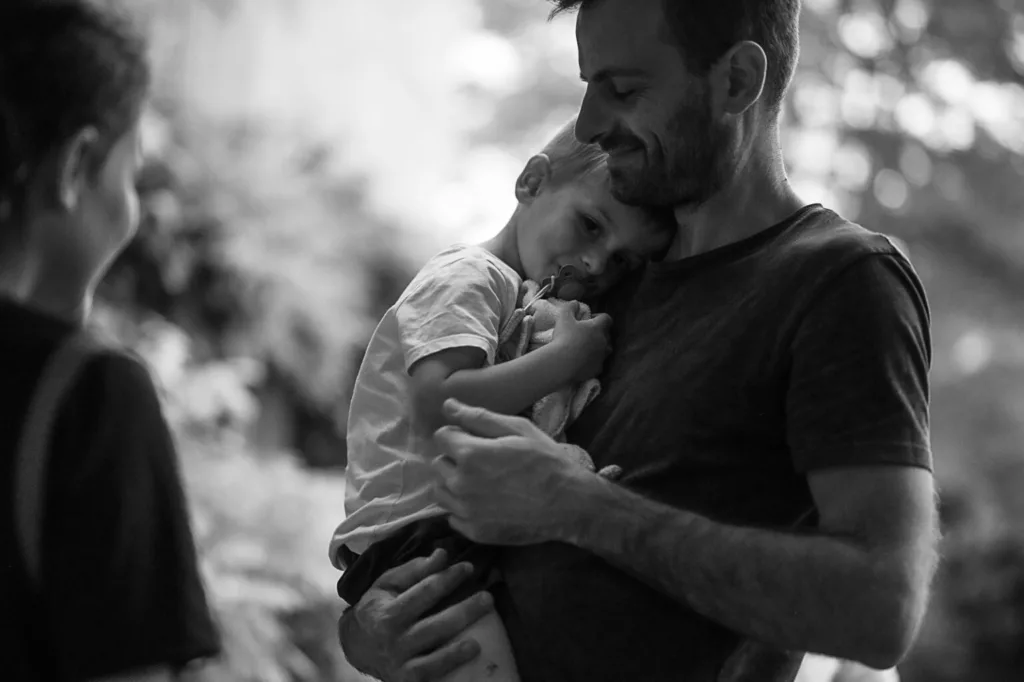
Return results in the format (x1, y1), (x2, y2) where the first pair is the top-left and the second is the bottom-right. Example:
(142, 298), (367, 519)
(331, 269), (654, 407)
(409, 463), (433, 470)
(575, 87), (608, 145)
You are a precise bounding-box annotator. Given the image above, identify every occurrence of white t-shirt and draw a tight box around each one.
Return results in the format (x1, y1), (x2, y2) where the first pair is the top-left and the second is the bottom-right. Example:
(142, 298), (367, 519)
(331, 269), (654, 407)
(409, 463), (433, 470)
(330, 244), (522, 563)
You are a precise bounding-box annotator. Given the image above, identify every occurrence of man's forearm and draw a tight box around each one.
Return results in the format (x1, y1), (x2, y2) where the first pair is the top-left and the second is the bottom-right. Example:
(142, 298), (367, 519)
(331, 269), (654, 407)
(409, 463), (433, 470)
(563, 477), (923, 668)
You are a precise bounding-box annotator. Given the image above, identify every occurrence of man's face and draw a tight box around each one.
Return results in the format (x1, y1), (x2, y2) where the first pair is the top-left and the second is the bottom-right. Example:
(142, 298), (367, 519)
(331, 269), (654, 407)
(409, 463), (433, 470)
(574, 0), (734, 209)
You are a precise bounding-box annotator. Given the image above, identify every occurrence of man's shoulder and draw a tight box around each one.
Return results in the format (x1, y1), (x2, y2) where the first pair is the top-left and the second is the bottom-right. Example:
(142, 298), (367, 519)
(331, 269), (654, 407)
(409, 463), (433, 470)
(778, 206), (909, 269)
(769, 206), (915, 295)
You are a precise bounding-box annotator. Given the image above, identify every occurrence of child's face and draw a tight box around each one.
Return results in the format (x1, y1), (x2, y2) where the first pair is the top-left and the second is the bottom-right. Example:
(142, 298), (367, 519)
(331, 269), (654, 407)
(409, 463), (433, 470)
(516, 171), (672, 297)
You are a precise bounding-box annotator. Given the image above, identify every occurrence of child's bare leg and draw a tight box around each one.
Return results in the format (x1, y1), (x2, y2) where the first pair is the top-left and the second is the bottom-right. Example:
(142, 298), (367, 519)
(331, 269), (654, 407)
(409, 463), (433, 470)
(439, 608), (520, 682)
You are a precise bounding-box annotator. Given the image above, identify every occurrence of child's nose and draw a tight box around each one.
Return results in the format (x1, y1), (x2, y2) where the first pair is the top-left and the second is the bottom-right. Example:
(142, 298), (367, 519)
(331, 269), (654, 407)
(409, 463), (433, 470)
(581, 252), (607, 276)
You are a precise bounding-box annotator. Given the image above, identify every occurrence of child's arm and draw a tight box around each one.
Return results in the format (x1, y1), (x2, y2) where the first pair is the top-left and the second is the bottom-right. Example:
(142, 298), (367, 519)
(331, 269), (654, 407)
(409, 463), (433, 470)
(409, 341), (576, 432)
(408, 304), (611, 434)
(395, 251), (610, 433)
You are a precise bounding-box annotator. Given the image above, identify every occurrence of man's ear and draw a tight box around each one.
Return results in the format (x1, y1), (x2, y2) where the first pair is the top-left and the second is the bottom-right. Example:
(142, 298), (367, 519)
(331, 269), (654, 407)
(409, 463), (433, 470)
(515, 153), (553, 203)
(709, 41), (767, 117)
(56, 126), (100, 211)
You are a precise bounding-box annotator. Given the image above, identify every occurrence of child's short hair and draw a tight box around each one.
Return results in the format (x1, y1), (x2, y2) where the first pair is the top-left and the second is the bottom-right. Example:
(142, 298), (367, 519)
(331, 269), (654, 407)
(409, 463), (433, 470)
(540, 116), (609, 188)
(0, 1), (150, 243)
(540, 116), (676, 235)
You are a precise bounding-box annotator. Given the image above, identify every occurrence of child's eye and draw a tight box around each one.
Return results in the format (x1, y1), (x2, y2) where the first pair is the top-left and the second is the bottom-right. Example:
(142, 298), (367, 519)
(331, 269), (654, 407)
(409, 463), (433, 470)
(581, 217), (602, 236)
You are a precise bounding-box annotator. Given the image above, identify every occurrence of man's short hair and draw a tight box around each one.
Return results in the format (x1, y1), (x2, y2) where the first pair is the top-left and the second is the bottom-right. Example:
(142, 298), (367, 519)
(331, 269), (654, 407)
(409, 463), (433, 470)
(550, 0), (801, 115)
(0, 1), (150, 235)
(540, 116), (609, 188)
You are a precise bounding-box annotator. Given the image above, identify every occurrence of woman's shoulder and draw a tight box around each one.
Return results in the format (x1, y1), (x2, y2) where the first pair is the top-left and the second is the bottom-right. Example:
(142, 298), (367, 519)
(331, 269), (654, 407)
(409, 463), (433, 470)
(51, 343), (170, 473)
(67, 345), (160, 408)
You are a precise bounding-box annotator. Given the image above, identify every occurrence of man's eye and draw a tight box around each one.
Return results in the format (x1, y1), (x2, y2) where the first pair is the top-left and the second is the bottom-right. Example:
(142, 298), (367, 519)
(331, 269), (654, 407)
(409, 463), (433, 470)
(606, 83), (636, 101)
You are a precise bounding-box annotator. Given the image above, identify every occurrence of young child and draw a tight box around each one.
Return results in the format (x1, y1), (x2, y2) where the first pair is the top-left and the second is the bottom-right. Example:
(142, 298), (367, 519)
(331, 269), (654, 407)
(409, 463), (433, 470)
(0, 3), (219, 678)
(330, 118), (673, 682)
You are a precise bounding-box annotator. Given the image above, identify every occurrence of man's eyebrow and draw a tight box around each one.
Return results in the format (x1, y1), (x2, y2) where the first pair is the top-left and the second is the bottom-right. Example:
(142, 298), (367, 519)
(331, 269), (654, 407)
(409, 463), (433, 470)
(579, 67), (648, 83)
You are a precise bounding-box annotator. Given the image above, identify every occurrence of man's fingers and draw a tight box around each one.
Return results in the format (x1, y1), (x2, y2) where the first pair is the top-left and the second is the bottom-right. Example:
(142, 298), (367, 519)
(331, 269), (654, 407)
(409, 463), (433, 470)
(375, 548), (450, 593)
(430, 454), (458, 486)
(431, 476), (468, 517)
(389, 560), (475, 625)
(440, 398), (524, 440)
(402, 635), (482, 682)
(398, 590), (494, 662)
(432, 426), (476, 466)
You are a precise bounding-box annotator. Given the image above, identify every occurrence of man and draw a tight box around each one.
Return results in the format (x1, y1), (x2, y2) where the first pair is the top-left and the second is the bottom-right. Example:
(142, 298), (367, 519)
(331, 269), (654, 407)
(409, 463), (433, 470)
(0, 2), (220, 680)
(337, 1), (938, 680)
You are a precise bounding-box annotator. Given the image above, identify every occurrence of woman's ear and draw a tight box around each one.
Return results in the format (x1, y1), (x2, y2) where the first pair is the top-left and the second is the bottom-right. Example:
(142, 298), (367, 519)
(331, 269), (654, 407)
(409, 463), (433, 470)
(515, 153), (553, 203)
(56, 126), (100, 211)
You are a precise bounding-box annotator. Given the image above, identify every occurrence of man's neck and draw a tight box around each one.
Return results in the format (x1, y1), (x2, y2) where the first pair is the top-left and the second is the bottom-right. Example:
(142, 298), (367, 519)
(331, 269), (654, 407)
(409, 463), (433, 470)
(666, 136), (805, 261)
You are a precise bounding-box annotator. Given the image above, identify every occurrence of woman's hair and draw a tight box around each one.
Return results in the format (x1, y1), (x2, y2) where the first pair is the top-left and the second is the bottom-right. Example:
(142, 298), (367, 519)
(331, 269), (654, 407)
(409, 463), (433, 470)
(540, 116), (609, 188)
(0, 1), (150, 242)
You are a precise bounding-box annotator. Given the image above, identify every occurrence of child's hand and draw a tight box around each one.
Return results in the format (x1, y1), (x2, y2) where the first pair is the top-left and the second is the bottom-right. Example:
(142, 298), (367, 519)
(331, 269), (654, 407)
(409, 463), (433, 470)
(551, 302), (613, 382)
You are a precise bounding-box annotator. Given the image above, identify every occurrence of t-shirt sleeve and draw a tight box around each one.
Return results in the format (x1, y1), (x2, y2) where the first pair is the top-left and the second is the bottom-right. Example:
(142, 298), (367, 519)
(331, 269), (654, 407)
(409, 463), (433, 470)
(395, 254), (515, 371)
(41, 352), (220, 679)
(786, 252), (933, 472)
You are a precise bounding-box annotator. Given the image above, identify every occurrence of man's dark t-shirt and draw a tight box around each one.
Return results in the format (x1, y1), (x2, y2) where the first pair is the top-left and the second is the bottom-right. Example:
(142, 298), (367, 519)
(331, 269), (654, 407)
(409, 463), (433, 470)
(494, 205), (933, 682)
(0, 300), (220, 680)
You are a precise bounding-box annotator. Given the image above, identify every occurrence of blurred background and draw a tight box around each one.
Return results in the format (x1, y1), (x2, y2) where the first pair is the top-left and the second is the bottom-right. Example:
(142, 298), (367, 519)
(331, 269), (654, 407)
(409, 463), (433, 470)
(84, 0), (1024, 680)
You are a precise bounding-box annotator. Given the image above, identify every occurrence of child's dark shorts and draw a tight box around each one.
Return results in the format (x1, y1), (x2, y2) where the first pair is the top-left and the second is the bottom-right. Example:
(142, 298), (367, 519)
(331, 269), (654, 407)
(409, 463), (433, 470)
(336, 516), (500, 617)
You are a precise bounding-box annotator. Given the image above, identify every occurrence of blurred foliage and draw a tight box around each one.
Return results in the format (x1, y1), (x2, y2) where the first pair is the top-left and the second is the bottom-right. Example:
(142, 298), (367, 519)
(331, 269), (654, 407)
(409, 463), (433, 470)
(83, 0), (1024, 679)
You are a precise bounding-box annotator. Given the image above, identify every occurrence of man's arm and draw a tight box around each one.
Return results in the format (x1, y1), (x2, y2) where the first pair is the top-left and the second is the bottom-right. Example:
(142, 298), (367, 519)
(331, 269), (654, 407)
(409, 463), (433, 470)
(436, 424), (937, 668)
(564, 465), (938, 669)
(432, 253), (938, 668)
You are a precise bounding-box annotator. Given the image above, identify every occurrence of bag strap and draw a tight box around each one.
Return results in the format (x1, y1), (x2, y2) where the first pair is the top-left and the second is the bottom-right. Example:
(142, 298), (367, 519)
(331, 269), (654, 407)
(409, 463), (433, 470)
(14, 331), (100, 586)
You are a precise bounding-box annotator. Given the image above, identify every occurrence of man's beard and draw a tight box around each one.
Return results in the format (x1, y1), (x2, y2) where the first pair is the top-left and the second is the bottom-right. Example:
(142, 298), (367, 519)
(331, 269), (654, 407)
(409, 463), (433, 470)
(604, 100), (729, 209)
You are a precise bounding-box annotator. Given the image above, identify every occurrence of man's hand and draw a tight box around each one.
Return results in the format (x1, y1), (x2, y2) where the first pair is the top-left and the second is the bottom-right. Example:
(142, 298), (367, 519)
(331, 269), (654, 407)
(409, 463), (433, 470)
(338, 549), (494, 682)
(431, 398), (600, 545)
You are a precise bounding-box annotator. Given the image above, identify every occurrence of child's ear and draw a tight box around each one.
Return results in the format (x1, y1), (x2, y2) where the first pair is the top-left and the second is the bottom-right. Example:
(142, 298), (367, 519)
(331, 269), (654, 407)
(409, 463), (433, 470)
(515, 153), (553, 203)
(56, 126), (100, 211)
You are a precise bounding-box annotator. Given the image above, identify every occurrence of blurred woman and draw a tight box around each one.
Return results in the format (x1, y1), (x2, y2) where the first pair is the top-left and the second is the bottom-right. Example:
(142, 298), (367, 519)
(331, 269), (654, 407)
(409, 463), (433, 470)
(0, 2), (220, 680)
